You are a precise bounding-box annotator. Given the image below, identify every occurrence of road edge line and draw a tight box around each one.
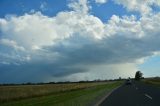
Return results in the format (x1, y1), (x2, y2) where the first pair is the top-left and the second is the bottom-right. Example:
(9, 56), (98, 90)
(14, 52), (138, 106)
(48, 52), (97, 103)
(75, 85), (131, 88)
(94, 84), (123, 106)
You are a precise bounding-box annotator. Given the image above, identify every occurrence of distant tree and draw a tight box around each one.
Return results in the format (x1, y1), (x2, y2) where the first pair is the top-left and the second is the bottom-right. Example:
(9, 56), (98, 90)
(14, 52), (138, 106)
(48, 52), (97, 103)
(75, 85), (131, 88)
(135, 71), (143, 80)
(118, 77), (122, 81)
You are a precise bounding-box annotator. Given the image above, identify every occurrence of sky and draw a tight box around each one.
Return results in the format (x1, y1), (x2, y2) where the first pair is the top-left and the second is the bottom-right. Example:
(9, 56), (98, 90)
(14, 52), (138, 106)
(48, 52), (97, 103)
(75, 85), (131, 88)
(0, 0), (160, 83)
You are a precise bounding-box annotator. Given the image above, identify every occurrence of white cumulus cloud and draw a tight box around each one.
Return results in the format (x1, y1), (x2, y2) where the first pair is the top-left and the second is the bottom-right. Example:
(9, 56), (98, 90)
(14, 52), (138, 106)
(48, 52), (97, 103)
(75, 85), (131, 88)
(114, 0), (160, 15)
(95, 0), (108, 4)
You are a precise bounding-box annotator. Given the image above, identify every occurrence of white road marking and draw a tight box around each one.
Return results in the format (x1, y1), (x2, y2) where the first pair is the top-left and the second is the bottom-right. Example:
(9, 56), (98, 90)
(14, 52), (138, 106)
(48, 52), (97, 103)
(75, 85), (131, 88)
(145, 94), (152, 100)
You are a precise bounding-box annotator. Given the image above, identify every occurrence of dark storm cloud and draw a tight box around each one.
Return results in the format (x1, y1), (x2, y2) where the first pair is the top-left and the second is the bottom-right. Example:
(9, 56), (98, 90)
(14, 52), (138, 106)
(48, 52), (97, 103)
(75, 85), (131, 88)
(1, 29), (160, 83)
(0, 61), (86, 83)
(46, 34), (158, 66)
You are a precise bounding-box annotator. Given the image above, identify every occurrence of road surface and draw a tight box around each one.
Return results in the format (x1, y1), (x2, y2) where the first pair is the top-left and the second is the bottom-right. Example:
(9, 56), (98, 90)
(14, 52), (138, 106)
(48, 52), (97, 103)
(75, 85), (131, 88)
(100, 81), (160, 106)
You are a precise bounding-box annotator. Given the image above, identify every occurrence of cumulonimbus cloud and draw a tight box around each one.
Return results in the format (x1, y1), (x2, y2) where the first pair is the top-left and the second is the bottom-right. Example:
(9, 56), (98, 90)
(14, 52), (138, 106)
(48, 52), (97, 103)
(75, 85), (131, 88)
(0, 0), (160, 83)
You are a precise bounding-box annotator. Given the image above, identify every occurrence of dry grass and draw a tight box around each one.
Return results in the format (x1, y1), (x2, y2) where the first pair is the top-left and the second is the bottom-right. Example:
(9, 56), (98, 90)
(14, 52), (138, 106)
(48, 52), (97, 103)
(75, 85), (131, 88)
(0, 82), (109, 103)
(0, 81), (122, 106)
(143, 77), (160, 87)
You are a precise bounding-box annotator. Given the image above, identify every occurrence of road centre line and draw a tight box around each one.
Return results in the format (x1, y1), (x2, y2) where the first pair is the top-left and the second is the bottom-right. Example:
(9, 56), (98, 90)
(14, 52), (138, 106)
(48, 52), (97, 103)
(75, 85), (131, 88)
(145, 94), (152, 100)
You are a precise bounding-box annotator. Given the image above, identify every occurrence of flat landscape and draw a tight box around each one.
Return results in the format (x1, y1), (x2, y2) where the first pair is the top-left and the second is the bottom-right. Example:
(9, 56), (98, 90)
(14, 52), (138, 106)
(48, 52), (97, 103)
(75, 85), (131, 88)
(0, 81), (122, 106)
(143, 78), (160, 87)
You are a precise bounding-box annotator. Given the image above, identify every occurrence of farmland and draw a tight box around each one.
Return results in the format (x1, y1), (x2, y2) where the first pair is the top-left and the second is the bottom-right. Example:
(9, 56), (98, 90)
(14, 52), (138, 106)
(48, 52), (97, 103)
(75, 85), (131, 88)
(0, 81), (122, 106)
(143, 77), (160, 87)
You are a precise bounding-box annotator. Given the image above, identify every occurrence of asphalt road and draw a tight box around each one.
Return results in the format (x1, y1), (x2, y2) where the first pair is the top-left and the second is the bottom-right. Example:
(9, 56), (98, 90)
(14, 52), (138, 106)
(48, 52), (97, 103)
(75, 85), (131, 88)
(100, 81), (160, 106)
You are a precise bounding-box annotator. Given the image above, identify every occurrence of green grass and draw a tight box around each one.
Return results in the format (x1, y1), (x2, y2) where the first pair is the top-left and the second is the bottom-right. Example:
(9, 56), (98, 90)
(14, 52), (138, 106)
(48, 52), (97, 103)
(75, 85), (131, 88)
(0, 81), (122, 106)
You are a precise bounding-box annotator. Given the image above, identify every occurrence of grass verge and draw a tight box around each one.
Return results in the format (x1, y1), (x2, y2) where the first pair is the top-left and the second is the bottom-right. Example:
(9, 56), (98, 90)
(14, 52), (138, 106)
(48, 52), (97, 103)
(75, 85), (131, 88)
(143, 78), (160, 87)
(0, 81), (122, 106)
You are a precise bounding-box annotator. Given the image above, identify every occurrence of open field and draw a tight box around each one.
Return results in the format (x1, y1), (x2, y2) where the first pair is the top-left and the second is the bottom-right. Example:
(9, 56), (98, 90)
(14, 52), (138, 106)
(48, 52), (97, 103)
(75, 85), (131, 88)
(0, 82), (107, 102)
(143, 77), (160, 87)
(0, 81), (122, 106)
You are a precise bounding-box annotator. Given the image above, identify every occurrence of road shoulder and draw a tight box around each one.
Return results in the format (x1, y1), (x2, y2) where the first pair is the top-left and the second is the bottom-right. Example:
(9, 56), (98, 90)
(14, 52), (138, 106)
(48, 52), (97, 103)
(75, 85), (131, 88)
(94, 84), (123, 106)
